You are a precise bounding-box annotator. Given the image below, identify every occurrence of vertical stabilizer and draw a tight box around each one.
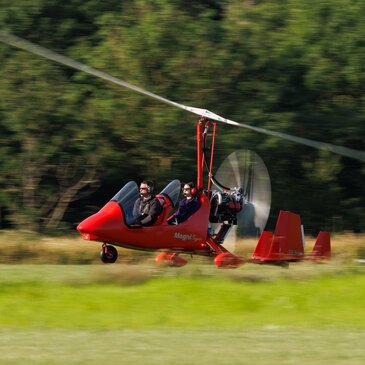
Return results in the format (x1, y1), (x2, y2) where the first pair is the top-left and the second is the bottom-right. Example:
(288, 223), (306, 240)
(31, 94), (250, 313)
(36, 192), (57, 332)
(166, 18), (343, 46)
(310, 231), (331, 259)
(251, 231), (273, 260)
(251, 210), (305, 262)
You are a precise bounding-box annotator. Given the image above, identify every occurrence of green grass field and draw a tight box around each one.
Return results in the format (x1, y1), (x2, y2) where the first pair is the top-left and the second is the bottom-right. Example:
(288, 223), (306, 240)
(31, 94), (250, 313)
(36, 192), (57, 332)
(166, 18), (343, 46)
(0, 232), (364, 364)
(1, 262), (365, 364)
(1, 327), (364, 365)
(1, 265), (365, 329)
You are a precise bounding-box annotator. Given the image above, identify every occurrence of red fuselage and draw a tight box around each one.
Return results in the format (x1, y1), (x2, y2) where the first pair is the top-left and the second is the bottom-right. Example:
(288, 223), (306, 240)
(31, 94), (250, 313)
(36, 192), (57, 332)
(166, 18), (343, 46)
(77, 195), (211, 254)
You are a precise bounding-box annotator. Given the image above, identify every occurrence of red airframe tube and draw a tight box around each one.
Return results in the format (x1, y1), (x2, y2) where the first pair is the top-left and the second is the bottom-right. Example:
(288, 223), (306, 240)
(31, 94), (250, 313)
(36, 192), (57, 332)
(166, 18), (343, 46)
(196, 119), (205, 191)
(207, 121), (216, 193)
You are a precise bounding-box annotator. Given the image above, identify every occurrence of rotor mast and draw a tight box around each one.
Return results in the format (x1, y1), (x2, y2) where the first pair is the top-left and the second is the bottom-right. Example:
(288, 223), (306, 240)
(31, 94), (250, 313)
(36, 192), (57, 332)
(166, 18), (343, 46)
(196, 120), (205, 191)
(196, 118), (217, 194)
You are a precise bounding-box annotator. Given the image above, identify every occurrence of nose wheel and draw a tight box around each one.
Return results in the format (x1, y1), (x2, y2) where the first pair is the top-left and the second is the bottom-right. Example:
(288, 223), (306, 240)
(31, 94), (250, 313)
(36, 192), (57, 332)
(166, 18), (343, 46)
(100, 244), (118, 264)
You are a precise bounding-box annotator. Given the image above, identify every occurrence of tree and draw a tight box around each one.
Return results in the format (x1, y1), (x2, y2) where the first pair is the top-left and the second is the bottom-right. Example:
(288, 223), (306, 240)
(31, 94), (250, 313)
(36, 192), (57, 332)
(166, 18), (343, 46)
(0, 0), (364, 233)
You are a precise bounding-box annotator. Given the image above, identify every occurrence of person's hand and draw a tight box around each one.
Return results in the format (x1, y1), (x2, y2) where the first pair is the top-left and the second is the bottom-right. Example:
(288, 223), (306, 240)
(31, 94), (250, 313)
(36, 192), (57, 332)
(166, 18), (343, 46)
(130, 218), (142, 228)
(130, 223), (142, 228)
(167, 218), (178, 225)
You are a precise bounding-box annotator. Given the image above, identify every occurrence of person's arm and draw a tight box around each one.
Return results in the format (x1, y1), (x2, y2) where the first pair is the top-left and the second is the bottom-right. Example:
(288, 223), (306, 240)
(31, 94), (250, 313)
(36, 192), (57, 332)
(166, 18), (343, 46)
(191, 197), (201, 213)
(140, 215), (152, 225)
(167, 200), (182, 222)
(132, 199), (140, 220)
(140, 198), (162, 225)
(129, 199), (144, 227)
(177, 197), (201, 223)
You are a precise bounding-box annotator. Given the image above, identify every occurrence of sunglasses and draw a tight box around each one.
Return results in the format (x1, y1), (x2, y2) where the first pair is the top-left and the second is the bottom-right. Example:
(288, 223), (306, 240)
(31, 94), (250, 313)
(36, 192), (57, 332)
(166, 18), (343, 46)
(183, 187), (191, 191)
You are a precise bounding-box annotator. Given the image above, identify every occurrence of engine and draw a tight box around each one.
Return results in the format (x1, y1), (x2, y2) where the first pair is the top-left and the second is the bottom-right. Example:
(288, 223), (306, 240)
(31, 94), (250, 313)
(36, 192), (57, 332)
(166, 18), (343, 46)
(209, 188), (244, 224)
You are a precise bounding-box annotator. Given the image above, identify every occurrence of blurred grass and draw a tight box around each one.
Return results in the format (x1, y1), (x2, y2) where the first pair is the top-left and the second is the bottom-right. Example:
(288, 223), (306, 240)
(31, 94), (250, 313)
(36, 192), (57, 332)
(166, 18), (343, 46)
(1, 328), (365, 365)
(0, 231), (364, 364)
(0, 229), (364, 264)
(0, 266), (365, 365)
(0, 264), (365, 329)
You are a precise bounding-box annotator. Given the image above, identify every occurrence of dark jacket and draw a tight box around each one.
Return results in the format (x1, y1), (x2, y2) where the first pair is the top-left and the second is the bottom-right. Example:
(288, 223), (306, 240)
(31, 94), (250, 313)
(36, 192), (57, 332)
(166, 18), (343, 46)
(132, 196), (162, 226)
(168, 196), (201, 224)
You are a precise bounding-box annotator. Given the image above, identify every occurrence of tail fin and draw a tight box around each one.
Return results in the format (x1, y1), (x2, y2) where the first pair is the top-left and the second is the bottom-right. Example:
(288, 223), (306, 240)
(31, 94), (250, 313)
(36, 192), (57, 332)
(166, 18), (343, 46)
(251, 210), (305, 262)
(310, 231), (331, 259)
(251, 231), (273, 260)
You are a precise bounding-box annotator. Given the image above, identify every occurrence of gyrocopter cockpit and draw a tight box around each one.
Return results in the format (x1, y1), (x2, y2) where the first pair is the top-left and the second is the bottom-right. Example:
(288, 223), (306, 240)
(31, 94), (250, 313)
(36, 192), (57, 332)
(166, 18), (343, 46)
(111, 179), (181, 226)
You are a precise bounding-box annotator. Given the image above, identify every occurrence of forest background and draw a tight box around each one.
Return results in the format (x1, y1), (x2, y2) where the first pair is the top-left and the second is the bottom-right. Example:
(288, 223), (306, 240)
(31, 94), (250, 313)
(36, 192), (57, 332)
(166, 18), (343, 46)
(0, 0), (364, 234)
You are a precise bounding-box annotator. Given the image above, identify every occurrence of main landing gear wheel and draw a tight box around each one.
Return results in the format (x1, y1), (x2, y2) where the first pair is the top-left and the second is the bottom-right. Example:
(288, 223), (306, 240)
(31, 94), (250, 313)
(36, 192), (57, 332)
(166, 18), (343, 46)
(100, 244), (118, 264)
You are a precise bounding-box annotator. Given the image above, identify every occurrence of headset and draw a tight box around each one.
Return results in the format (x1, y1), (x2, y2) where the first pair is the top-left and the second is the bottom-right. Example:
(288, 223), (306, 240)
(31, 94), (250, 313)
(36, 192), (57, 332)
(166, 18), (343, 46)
(184, 182), (197, 196)
(146, 180), (154, 194)
(140, 180), (154, 194)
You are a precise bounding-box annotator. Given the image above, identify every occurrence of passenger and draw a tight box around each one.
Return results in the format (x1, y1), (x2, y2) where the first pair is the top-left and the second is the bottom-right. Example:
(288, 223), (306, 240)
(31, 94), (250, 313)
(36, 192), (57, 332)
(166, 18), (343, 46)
(131, 180), (162, 227)
(167, 182), (201, 225)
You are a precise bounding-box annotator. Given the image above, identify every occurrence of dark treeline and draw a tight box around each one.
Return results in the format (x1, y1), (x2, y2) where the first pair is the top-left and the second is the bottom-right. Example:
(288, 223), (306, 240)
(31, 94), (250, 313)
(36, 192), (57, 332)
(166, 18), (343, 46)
(0, 0), (364, 234)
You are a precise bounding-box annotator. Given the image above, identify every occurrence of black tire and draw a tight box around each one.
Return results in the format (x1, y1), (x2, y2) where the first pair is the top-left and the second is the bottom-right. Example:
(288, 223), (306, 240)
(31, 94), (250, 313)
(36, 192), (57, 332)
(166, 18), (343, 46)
(100, 245), (118, 264)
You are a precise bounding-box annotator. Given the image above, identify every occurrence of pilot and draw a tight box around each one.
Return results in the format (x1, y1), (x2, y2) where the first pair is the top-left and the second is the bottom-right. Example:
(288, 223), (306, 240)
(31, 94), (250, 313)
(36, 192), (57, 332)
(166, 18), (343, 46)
(167, 182), (201, 225)
(131, 180), (162, 227)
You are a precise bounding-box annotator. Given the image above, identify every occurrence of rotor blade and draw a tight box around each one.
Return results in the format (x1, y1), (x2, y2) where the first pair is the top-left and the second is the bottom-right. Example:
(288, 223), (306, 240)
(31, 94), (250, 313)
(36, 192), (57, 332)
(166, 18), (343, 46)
(1, 31), (364, 163)
(0, 31), (184, 111)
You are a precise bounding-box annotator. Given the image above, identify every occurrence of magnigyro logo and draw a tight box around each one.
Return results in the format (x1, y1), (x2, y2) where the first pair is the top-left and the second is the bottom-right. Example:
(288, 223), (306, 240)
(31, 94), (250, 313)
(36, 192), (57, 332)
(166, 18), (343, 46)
(174, 232), (201, 242)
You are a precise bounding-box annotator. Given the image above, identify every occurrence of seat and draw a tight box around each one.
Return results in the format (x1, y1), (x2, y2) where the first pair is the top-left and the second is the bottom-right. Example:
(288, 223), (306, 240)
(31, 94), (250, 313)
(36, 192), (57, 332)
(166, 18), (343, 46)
(154, 194), (174, 225)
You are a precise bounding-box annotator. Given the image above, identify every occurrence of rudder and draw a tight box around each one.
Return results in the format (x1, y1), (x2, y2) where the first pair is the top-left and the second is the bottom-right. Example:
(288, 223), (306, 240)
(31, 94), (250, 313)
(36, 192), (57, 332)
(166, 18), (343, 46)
(310, 231), (331, 259)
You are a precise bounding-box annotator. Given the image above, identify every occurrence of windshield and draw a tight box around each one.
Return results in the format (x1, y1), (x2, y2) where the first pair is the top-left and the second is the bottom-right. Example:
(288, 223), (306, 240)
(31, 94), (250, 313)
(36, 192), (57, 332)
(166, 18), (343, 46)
(159, 179), (181, 207)
(111, 181), (139, 225)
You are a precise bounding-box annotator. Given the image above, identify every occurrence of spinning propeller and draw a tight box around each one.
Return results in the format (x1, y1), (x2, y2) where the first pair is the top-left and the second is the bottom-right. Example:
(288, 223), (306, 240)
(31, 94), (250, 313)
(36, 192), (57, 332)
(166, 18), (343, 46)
(207, 150), (271, 253)
(214, 150), (271, 237)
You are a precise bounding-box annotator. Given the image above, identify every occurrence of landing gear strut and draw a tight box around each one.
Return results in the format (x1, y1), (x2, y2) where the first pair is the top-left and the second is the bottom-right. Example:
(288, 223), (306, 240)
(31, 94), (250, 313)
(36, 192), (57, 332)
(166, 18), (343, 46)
(100, 244), (118, 264)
